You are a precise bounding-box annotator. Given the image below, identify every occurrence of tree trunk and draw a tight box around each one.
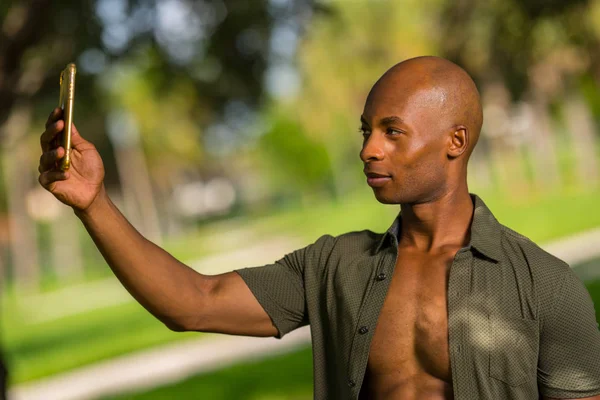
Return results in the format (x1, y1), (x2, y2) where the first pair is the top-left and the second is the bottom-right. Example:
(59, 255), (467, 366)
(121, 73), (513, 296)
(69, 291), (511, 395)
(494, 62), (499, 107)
(0, 103), (39, 290)
(468, 139), (494, 191)
(528, 98), (561, 191)
(113, 147), (163, 245)
(564, 94), (599, 187)
(49, 209), (84, 281)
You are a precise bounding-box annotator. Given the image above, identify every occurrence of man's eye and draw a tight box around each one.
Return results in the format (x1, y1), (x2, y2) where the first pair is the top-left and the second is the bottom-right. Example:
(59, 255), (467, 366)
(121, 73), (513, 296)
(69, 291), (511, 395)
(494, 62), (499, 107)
(359, 128), (371, 137)
(387, 128), (401, 135)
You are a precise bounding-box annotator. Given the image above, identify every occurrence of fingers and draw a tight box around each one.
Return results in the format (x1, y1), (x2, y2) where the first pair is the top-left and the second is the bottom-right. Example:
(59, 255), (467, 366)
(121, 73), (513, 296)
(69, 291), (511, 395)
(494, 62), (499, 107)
(38, 147), (65, 173)
(45, 108), (62, 129)
(40, 119), (64, 152)
(41, 115), (89, 153)
(38, 169), (69, 189)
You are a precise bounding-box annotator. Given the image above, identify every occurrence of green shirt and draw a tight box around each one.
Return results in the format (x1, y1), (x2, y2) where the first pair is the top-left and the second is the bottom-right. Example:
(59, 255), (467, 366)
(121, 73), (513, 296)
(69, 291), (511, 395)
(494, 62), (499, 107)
(236, 194), (600, 399)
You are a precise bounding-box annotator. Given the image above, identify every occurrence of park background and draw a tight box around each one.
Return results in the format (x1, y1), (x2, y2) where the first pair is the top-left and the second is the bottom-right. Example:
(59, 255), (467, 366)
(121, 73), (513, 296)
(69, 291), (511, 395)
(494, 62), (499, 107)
(1, 0), (600, 398)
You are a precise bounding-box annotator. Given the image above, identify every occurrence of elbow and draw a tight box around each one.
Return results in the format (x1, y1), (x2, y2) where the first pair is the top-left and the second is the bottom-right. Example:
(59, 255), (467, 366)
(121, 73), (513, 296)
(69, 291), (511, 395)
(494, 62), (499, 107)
(160, 315), (192, 332)
(164, 319), (188, 332)
(160, 273), (215, 332)
(162, 313), (207, 332)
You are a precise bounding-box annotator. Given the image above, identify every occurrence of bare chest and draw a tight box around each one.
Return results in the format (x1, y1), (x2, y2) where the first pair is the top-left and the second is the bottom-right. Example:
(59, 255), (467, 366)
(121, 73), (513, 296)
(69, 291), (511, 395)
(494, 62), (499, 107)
(367, 251), (455, 384)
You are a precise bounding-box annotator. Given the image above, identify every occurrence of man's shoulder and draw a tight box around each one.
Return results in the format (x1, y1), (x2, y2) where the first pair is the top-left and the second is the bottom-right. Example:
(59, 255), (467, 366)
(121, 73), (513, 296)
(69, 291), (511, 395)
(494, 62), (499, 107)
(498, 223), (571, 275)
(337, 229), (383, 242)
(303, 229), (381, 254)
(321, 229), (383, 253)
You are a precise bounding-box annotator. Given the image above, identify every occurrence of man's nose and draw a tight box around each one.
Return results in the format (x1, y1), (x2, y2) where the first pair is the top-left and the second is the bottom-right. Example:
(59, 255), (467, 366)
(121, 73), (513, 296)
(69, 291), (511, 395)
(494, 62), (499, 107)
(360, 133), (385, 162)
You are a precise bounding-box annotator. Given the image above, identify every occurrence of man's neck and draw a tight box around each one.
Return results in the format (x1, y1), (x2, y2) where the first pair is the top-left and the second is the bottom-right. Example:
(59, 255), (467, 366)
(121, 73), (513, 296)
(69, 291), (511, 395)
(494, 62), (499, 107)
(398, 188), (474, 254)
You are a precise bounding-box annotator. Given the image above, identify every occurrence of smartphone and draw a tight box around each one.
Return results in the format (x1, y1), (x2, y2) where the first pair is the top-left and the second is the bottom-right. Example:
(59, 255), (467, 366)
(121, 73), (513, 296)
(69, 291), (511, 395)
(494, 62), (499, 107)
(58, 63), (76, 171)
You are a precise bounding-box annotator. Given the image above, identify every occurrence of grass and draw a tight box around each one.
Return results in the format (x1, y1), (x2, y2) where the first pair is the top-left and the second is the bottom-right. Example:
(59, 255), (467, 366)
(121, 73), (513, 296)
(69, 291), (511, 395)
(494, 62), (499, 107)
(104, 346), (314, 400)
(479, 187), (600, 244)
(2, 299), (200, 384)
(4, 186), (600, 385)
(105, 278), (600, 400)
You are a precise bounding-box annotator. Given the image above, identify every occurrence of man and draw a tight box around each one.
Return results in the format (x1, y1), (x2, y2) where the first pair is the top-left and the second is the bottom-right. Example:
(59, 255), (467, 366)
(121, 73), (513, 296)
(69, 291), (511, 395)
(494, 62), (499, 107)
(38, 56), (600, 399)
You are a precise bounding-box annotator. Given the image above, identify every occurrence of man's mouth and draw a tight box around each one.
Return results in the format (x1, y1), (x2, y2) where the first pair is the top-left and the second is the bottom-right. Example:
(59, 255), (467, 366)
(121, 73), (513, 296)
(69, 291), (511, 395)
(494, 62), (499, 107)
(364, 172), (392, 187)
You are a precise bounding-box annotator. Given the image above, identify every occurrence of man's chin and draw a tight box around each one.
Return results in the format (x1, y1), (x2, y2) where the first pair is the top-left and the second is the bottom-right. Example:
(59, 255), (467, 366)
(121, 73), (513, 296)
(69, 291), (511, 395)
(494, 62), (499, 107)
(371, 190), (400, 205)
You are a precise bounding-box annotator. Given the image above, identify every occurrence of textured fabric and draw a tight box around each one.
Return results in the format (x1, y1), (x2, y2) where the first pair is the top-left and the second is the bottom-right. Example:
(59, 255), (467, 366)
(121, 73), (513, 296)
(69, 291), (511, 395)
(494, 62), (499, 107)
(236, 194), (600, 399)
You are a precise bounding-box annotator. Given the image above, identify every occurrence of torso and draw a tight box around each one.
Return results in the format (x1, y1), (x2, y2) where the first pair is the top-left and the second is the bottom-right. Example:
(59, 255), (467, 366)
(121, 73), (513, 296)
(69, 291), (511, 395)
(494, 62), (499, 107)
(359, 247), (457, 399)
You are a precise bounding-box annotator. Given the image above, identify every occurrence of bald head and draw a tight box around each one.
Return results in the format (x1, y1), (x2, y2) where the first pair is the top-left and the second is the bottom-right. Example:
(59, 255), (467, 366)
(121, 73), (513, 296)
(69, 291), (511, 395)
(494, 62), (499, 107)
(369, 56), (483, 159)
(360, 56), (484, 204)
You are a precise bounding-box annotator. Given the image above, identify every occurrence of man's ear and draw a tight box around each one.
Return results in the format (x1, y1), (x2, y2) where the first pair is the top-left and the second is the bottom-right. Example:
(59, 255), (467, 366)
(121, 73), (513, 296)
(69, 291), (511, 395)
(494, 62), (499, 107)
(448, 126), (468, 159)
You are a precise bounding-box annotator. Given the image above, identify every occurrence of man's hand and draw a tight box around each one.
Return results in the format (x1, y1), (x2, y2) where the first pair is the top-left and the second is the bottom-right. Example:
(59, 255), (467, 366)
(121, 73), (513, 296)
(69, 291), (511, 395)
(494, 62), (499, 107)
(38, 108), (105, 212)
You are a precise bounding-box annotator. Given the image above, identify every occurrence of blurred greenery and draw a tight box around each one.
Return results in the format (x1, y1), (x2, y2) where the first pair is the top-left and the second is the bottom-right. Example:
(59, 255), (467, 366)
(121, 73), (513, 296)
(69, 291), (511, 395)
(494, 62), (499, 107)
(1, 0), (600, 287)
(439, 0), (597, 101)
(254, 109), (335, 201)
(2, 298), (199, 383)
(0, 0), (319, 132)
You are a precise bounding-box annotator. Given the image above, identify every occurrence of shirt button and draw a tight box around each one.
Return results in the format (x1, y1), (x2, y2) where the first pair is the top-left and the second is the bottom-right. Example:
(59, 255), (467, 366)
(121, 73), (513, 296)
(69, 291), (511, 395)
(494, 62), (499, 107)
(348, 379), (356, 388)
(376, 273), (387, 281)
(358, 326), (369, 334)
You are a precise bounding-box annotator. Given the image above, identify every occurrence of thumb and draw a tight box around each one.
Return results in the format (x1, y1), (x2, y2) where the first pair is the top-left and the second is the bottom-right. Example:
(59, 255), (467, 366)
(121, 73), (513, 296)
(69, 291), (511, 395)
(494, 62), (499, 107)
(69, 123), (90, 148)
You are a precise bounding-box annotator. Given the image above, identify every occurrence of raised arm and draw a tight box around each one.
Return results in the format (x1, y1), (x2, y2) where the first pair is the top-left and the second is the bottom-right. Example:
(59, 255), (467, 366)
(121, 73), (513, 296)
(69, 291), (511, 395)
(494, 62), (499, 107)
(38, 109), (277, 337)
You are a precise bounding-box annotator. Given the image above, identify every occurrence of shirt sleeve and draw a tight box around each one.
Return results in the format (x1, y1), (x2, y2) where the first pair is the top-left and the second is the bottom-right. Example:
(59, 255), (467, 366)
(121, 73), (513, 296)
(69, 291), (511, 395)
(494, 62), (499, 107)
(537, 266), (600, 398)
(235, 234), (335, 339)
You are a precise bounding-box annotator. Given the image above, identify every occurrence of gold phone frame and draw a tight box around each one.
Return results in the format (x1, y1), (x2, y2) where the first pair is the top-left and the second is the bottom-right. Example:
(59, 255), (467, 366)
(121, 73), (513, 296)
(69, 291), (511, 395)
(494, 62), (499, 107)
(58, 63), (76, 171)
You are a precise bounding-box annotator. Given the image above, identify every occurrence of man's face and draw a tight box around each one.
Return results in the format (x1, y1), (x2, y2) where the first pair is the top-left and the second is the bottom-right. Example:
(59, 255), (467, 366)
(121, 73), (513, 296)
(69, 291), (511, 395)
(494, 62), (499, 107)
(360, 77), (451, 205)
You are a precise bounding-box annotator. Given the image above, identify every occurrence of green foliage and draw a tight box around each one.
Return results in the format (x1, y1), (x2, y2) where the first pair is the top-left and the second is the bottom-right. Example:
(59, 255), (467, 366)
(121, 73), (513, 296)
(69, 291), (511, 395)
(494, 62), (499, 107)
(257, 110), (334, 198)
(579, 74), (600, 125)
(291, 0), (440, 195)
(0, 0), (321, 204)
(438, 0), (595, 101)
(0, 0), (314, 129)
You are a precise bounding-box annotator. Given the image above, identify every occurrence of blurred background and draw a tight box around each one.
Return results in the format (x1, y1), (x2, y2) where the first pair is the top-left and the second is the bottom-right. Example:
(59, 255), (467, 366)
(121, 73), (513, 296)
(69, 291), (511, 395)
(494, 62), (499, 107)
(1, 0), (600, 398)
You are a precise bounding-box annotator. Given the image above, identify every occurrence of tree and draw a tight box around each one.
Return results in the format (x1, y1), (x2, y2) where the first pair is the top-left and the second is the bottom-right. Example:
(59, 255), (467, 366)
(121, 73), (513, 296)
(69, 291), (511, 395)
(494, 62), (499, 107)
(437, 0), (600, 193)
(0, 0), (322, 288)
(291, 0), (438, 196)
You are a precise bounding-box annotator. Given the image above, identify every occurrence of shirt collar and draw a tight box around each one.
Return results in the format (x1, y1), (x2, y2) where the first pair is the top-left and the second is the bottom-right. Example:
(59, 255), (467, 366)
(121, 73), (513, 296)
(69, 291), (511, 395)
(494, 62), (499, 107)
(468, 194), (503, 262)
(375, 194), (502, 262)
(375, 212), (401, 253)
